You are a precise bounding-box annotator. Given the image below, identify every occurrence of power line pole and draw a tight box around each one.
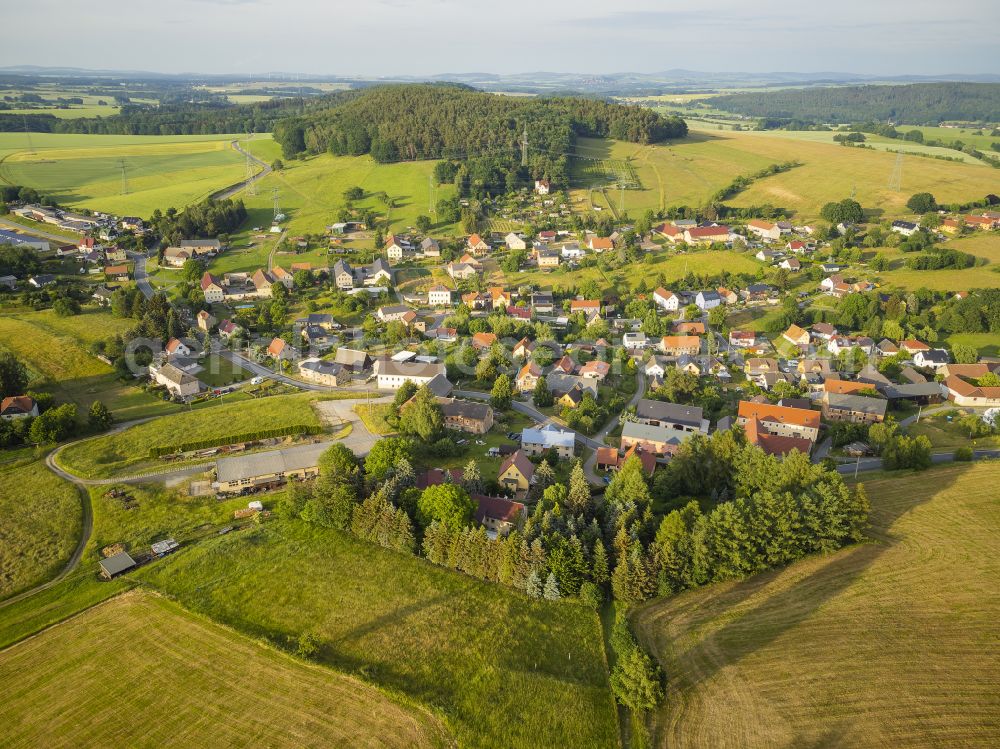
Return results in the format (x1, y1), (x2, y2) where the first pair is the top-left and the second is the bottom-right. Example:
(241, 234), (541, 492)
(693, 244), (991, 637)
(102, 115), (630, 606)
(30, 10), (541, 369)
(119, 159), (129, 195)
(272, 188), (280, 222)
(521, 125), (528, 167)
(23, 116), (35, 155)
(888, 152), (903, 192)
(245, 147), (257, 197)
(428, 172), (434, 215)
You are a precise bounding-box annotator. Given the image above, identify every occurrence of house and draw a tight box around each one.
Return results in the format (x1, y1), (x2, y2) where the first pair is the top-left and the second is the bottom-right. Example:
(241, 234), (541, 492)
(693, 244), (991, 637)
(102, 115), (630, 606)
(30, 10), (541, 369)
(165, 338), (192, 358)
(943, 374), (1000, 407)
(871, 339), (898, 358)
(635, 399), (708, 433)
(512, 337), (535, 359)
(214, 442), (327, 494)
(745, 358), (780, 377)
(729, 330), (757, 348)
(673, 321), (706, 335)
(28, 274), (56, 288)
(684, 225), (730, 245)
(940, 218), (963, 235)
(547, 373), (598, 399)
(579, 360), (611, 381)
(659, 336), (700, 356)
(622, 332), (648, 350)
(498, 450), (535, 493)
(821, 392), (887, 424)
(267, 337), (294, 361)
(150, 362), (200, 398)
(695, 290), (721, 310)
(301, 324), (335, 349)
(376, 304), (413, 323)
(488, 287), (512, 309)
(538, 230), (557, 242)
(180, 238), (222, 257)
(91, 285), (114, 305)
(534, 179), (551, 195)
(900, 366), (927, 384)
(881, 382), (944, 405)
(362, 257), (394, 286)
(466, 234), (490, 255)
(200, 272), (225, 303)
(823, 379), (876, 396)
(438, 398), (494, 434)
(521, 424), (575, 459)
(334, 348), (372, 372)
(531, 292), (554, 314)
(374, 359), (447, 390)
(780, 257), (801, 271)
(717, 287), (738, 305)
(428, 326), (457, 342)
(899, 339), (930, 355)
(196, 310), (216, 332)
(162, 247), (192, 267)
(101, 264), (129, 282)
(786, 240), (809, 253)
(644, 357), (667, 378)
(515, 361), (542, 392)
(270, 266), (293, 290)
(736, 401), (820, 443)
(298, 358), (344, 386)
(505, 232), (527, 251)
(218, 319), (241, 339)
(595, 444), (657, 474)
(447, 262), (479, 281)
(654, 223), (685, 243)
(653, 287), (679, 312)
(0, 396), (38, 420)
(558, 384), (586, 409)
(384, 235), (407, 261)
(781, 324), (810, 348)
(332, 259), (354, 290)
(588, 236), (614, 253)
(537, 251), (561, 268)
(473, 494), (526, 538)
(913, 349), (950, 370)
(420, 237), (441, 258)
(552, 355), (576, 375)
(741, 283), (773, 304)
(560, 243), (585, 259)
(964, 214), (996, 231)
(427, 285), (453, 307)
(755, 249), (781, 263)
(810, 322), (838, 341)
(99, 551), (137, 580)
(471, 332), (498, 351)
(570, 299), (601, 317)
(620, 420), (692, 457)
(741, 416), (813, 458)
(747, 219), (781, 242)
(891, 220), (919, 237)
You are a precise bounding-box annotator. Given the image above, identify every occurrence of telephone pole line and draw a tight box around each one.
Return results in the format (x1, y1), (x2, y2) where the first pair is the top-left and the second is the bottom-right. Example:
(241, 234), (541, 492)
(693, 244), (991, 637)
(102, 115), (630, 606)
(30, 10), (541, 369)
(521, 125), (528, 167)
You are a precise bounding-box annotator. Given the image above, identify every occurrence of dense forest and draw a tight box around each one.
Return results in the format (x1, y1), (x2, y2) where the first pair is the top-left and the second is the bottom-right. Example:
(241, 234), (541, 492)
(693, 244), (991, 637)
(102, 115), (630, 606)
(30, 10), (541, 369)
(705, 83), (1000, 125)
(272, 84), (687, 193)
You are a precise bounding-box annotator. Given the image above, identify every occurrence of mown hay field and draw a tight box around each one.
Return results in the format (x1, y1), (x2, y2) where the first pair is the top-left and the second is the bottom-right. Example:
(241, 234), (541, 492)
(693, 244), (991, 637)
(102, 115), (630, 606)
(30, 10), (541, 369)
(633, 462), (1000, 748)
(0, 592), (450, 749)
(139, 519), (620, 749)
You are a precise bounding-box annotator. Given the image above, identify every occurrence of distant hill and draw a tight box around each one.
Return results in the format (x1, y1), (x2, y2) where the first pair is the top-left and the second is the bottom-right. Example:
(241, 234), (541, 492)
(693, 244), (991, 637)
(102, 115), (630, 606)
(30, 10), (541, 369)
(704, 83), (1000, 125)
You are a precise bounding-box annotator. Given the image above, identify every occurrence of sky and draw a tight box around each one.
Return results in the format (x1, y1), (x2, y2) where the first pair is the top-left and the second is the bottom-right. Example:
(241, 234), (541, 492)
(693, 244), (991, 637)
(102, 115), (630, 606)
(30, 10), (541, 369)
(1, 0), (997, 77)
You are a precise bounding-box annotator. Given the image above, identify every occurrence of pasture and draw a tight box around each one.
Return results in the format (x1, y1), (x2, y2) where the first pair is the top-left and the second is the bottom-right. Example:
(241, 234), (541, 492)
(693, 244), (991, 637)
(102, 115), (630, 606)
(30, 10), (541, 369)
(0, 308), (179, 422)
(873, 233), (1000, 292)
(139, 519), (619, 749)
(0, 592), (449, 749)
(633, 462), (1000, 748)
(0, 458), (82, 600)
(55, 391), (327, 478)
(0, 132), (246, 216)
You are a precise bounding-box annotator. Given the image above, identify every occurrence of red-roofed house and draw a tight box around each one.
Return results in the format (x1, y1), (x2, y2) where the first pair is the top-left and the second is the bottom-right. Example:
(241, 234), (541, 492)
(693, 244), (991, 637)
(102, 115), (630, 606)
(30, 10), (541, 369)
(473, 494), (526, 538)
(498, 450), (534, 493)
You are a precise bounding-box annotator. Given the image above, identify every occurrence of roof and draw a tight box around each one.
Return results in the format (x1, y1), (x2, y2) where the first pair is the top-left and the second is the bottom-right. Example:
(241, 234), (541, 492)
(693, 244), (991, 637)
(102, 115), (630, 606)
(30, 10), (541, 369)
(686, 225), (729, 238)
(155, 363), (197, 387)
(104, 264), (128, 275)
(737, 401), (820, 430)
(473, 495), (526, 525)
(883, 382), (944, 399)
(748, 219), (776, 230)
(499, 450), (535, 480)
(180, 238), (220, 248)
(376, 359), (446, 379)
(299, 358), (343, 377)
(622, 420), (692, 446)
(660, 335), (700, 349)
(522, 424), (575, 449)
(783, 324), (809, 342)
(0, 395), (35, 415)
(824, 393), (888, 416)
(200, 272), (221, 290)
(917, 349), (950, 364)
(439, 397), (492, 422)
(635, 399), (703, 427)
(517, 361), (542, 380)
(426, 373), (454, 397)
(823, 379), (875, 395)
(216, 442), (330, 484)
(267, 338), (287, 357)
(99, 552), (137, 576)
(743, 418), (813, 457)
(334, 348), (370, 367)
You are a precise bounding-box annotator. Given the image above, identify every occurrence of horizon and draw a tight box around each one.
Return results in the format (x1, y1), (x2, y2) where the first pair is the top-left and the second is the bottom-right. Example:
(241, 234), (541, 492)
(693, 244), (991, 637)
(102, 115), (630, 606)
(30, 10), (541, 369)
(2, 0), (997, 78)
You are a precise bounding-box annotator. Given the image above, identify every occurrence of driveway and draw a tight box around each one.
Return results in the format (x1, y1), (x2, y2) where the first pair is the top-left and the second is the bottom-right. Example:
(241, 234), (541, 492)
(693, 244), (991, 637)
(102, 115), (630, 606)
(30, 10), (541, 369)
(312, 396), (392, 457)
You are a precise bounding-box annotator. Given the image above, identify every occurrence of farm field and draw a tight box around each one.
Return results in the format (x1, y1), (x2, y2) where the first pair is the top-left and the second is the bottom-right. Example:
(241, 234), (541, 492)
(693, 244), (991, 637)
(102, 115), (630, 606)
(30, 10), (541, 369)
(0, 132), (246, 216)
(0, 308), (180, 422)
(874, 233), (1000, 292)
(139, 519), (619, 749)
(236, 140), (459, 237)
(0, 458), (82, 600)
(0, 592), (449, 749)
(633, 462), (1000, 748)
(55, 391), (327, 478)
(743, 128), (988, 164)
(2, 106), (121, 119)
(571, 128), (998, 222)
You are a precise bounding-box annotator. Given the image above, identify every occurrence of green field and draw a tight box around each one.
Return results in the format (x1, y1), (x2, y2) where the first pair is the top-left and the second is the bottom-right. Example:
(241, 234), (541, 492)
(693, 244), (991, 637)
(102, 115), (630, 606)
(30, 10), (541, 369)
(905, 410), (1000, 451)
(0, 132), (245, 216)
(139, 519), (619, 749)
(874, 233), (1000, 292)
(633, 462), (1000, 748)
(0, 458), (82, 600)
(0, 592), (449, 749)
(0, 309), (179, 422)
(56, 392), (326, 478)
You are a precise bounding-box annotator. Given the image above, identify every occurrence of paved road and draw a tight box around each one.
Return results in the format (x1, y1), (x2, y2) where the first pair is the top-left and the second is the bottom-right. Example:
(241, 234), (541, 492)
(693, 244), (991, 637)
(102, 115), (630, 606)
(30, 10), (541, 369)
(582, 370), (647, 484)
(0, 217), (72, 245)
(131, 251), (155, 300)
(313, 395), (392, 457)
(212, 139), (272, 202)
(837, 449), (1000, 477)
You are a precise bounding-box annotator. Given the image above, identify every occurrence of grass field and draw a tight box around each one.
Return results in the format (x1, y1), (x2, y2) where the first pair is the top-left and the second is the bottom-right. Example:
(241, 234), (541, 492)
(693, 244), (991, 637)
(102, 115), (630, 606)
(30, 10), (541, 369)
(139, 519), (619, 749)
(904, 410), (1000, 451)
(874, 233), (1000, 292)
(0, 132), (245, 216)
(0, 592), (450, 749)
(0, 458), (82, 600)
(353, 403), (396, 435)
(633, 461), (1000, 748)
(56, 392), (326, 478)
(0, 308), (180, 422)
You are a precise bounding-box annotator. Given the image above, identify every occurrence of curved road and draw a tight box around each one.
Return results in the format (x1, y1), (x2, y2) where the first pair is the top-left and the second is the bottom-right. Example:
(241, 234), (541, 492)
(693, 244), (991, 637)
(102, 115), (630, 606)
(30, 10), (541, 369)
(212, 139), (272, 202)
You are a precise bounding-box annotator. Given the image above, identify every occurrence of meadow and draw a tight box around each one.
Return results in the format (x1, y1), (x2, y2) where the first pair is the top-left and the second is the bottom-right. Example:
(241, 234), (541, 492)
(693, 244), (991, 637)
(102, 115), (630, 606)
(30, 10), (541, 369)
(0, 132), (246, 216)
(873, 232), (1000, 292)
(0, 308), (180, 422)
(0, 457), (82, 600)
(139, 519), (619, 749)
(632, 462), (1000, 748)
(56, 391), (326, 478)
(0, 592), (450, 749)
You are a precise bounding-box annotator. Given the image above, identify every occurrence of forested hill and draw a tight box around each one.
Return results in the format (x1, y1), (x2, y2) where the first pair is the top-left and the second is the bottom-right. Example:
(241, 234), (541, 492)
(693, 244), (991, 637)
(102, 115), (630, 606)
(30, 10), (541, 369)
(272, 84), (687, 189)
(706, 82), (1000, 125)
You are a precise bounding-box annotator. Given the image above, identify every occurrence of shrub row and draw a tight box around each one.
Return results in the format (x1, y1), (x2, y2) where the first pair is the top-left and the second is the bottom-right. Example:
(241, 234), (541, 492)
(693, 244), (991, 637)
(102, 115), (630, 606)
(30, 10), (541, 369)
(148, 425), (323, 458)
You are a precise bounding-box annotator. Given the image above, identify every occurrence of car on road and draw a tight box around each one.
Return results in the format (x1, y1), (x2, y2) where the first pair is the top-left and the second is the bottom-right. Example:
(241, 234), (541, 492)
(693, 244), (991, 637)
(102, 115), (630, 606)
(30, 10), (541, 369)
(250, 376), (265, 385)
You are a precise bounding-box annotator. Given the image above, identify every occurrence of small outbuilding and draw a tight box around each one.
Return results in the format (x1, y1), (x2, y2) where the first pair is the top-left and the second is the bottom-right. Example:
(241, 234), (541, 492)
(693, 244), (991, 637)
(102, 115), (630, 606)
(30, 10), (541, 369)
(99, 551), (137, 579)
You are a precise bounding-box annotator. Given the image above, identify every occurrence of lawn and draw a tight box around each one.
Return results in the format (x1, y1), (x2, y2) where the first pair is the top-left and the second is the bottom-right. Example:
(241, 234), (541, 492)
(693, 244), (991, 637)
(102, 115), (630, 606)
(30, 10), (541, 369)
(196, 353), (250, 388)
(904, 409), (1000, 451)
(0, 132), (246, 216)
(56, 392), (325, 478)
(873, 233), (1000, 292)
(353, 403), (396, 435)
(0, 458), (82, 600)
(0, 592), (449, 749)
(0, 308), (180, 422)
(139, 519), (619, 749)
(632, 461), (1000, 748)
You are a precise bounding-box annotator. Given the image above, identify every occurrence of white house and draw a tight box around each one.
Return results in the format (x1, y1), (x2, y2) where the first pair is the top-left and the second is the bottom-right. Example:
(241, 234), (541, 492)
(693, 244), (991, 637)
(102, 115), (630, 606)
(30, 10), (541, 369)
(560, 243), (585, 259)
(695, 290), (721, 310)
(534, 179), (551, 195)
(374, 359), (447, 390)
(914, 349), (950, 370)
(653, 287), (679, 311)
(891, 220), (919, 237)
(427, 285), (453, 307)
(505, 232), (527, 251)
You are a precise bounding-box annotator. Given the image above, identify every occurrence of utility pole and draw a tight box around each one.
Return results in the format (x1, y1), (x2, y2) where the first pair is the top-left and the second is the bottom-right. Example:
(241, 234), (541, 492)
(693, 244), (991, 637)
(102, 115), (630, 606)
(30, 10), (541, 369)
(888, 152), (903, 192)
(521, 125), (528, 167)
(23, 116), (35, 155)
(428, 172), (434, 215)
(245, 132), (257, 197)
(119, 159), (129, 195)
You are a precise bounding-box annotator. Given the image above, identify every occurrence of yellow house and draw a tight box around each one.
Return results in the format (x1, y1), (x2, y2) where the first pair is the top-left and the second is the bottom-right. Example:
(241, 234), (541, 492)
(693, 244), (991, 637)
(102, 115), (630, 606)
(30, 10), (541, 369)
(498, 450), (535, 493)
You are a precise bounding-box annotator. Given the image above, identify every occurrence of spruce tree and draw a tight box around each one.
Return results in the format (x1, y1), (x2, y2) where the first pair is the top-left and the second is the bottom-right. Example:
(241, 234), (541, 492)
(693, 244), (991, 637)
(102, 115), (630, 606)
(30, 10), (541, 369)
(543, 572), (561, 600)
(525, 569), (543, 598)
(461, 459), (483, 495)
(567, 461), (591, 514)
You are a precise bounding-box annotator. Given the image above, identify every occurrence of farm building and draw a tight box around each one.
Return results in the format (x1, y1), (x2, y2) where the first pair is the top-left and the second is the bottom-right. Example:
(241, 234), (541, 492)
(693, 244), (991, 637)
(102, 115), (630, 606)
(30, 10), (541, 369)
(214, 442), (329, 494)
(99, 551), (137, 580)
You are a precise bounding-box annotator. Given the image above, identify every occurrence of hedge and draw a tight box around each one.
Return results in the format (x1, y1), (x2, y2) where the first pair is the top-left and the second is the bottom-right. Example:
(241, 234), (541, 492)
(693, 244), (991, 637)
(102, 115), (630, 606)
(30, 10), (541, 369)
(149, 425), (324, 458)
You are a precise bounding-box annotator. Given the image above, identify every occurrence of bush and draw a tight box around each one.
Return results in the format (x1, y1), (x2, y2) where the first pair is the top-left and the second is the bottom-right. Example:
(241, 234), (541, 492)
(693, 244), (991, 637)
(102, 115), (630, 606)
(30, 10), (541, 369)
(953, 446), (974, 462)
(147, 424), (322, 458)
